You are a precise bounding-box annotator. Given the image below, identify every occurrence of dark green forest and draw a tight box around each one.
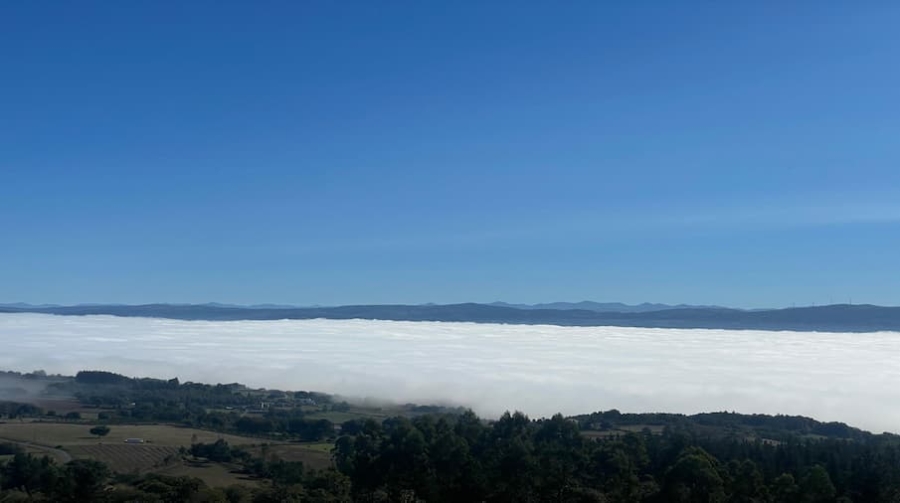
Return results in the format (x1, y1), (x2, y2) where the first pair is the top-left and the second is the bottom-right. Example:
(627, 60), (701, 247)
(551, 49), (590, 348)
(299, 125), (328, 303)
(328, 411), (900, 503)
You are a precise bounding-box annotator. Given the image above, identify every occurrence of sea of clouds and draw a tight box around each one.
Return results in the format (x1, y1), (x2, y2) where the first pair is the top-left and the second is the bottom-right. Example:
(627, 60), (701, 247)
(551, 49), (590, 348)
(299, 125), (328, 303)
(1, 313), (899, 433)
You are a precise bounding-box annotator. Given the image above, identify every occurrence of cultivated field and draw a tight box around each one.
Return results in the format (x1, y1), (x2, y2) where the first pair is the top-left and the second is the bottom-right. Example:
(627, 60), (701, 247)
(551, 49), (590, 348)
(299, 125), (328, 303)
(0, 421), (337, 481)
(156, 460), (263, 488)
(0, 422), (257, 448)
(66, 444), (179, 473)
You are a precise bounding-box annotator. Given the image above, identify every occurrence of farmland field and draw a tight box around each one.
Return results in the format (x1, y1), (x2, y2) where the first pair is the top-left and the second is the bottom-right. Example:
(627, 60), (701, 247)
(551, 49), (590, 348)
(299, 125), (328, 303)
(66, 444), (179, 473)
(0, 422), (258, 448)
(156, 460), (263, 488)
(0, 422), (271, 474)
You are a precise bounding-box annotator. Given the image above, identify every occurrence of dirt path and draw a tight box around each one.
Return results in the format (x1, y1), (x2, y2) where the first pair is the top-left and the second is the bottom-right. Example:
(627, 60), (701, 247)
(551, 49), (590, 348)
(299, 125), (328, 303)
(0, 436), (72, 463)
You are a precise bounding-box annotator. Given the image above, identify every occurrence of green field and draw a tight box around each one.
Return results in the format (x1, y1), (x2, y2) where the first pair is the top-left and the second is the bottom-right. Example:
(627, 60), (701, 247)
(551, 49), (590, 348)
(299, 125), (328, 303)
(0, 422), (256, 449)
(66, 444), (179, 472)
(0, 420), (339, 481)
(155, 459), (263, 488)
(0, 422), (275, 476)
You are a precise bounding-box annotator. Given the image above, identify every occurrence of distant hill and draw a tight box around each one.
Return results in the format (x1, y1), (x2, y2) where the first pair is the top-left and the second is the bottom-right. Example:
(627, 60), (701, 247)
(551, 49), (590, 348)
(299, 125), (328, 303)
(201, 302), (307, 309)
(489, 301), (727, 312)
(570, 409), (875, 441)
(0, 302), (62, 309)
(2, 302), (900, 333)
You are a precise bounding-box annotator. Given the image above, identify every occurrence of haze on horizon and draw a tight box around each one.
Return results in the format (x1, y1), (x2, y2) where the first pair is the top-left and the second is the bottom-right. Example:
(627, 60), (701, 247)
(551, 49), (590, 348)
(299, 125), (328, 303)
(3, 313), (900, 434)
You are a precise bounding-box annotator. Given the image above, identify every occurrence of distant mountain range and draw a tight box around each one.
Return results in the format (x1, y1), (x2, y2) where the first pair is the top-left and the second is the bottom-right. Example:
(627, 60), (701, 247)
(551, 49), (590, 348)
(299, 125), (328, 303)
(0, 301), (725, 312)
(488, 301), (728, 312)
(0, 301), (727, 312)
(0, 302), (310, 310)
(2, 302), (900, 333)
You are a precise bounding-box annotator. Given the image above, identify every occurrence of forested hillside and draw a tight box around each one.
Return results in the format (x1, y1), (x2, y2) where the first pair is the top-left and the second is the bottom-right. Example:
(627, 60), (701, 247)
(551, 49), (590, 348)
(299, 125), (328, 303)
(2, 370), (900, 501)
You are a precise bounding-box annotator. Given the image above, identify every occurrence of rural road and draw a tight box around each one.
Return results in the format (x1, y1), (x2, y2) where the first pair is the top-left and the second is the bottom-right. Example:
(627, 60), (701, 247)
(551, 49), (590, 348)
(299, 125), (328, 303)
(0, 436), (72, 463)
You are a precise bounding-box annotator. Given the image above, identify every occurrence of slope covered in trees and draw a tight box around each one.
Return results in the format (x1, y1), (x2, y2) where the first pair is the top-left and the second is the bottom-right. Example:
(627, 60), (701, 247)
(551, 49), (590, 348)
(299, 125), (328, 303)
(4, 409), (900, 502)
(3, 370), (900, 501)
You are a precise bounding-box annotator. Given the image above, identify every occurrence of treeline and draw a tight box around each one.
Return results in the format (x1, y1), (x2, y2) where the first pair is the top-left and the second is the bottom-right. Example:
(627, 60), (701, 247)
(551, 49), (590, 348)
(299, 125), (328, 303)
(230, 415), (335, 440)
(573, 410), (872, 442)
(333, 411), (900, 502)
(61, 371), (330, 408)
(64, 371), (266, 411)
(6, 370), (461, 444)
(0, 402), (43, 419)
(47, 371), (341, 441)
(0, 452), (110, 502)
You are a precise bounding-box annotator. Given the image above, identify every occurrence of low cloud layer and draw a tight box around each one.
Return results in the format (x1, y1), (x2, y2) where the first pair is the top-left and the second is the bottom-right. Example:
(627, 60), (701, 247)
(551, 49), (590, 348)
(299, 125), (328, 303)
(2, 313), (899, 432)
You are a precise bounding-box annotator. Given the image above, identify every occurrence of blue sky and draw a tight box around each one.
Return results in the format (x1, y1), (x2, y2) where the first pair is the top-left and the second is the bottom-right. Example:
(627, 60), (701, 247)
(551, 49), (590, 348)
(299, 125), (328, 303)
(2, 2), (899, 308)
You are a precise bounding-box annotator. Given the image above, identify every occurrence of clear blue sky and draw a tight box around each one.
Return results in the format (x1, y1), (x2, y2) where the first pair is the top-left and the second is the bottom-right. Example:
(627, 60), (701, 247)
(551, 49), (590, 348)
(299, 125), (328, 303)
(2, 2), (899, 308)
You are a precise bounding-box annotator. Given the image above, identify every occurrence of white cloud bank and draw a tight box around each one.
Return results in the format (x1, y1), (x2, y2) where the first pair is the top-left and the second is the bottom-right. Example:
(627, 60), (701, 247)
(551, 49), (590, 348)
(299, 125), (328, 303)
(2, 313), (899, 433)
